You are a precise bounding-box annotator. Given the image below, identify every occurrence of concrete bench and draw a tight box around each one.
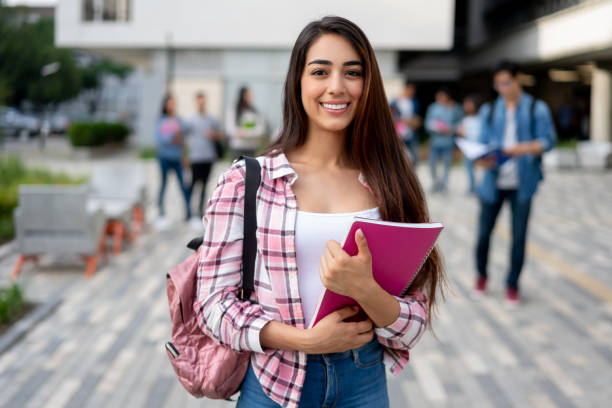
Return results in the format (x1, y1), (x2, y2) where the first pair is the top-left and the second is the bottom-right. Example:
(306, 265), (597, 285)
(88, 162), (148, 253)
(12, 185), (107, 278)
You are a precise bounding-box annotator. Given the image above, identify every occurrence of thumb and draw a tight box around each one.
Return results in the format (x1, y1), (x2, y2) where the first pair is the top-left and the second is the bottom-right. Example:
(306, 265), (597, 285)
(355, 229), (371, 261)
(333, 306), (360, 321)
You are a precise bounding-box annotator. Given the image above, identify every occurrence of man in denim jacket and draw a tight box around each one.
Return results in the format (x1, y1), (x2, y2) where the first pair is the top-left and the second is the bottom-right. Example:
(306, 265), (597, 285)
(474, 60), (557, 306)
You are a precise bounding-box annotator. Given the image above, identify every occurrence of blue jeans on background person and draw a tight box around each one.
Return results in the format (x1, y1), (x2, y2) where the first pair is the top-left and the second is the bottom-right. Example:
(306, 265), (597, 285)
(464, 157), (475, 193)
(236, 339), (389, 408)
(429, 145), (453, 191)
(476, 189), (532, 291)
(157, 157), (191, 220)
(403, 137), (419, 166)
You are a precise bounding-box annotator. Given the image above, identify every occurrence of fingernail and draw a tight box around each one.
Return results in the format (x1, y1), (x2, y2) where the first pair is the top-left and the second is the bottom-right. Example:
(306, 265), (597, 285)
(357, 229), (364, 238)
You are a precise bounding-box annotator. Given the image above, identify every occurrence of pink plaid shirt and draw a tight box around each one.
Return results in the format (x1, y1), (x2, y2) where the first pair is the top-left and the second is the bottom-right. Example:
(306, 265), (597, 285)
(195, 151), (428, 408)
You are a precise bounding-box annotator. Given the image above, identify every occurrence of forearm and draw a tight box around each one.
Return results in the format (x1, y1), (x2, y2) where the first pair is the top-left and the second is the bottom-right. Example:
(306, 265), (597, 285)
(355, 282), (400, 328)
(260, 320), (308, 352)
(519, 140), (543, 155)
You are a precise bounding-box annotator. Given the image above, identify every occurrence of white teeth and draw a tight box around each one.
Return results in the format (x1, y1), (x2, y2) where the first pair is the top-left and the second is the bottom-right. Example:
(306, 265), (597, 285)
(322, 103), (348, 110)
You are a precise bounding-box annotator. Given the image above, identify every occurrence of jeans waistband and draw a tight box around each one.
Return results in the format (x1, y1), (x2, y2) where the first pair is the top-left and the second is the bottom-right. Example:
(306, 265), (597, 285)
(307, 338), (381, 362)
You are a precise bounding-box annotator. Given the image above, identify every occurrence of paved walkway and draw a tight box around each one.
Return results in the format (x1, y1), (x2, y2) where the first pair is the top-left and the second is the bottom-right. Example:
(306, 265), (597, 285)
(0, 154), (610, 408)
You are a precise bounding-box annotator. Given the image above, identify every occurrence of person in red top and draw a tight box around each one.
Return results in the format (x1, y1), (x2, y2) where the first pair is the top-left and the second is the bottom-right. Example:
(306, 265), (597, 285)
(195, 16), (445, 408)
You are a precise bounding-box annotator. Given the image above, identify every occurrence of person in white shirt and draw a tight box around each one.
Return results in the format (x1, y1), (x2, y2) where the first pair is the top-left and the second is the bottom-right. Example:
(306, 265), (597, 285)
(187, 91), (222, 218)
(225, 86), (266, 160)
(457, 95), (482, 194)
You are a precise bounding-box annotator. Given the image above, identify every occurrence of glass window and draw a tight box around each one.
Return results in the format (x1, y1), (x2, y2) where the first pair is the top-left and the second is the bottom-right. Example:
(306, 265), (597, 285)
(82, 0), (130, 22)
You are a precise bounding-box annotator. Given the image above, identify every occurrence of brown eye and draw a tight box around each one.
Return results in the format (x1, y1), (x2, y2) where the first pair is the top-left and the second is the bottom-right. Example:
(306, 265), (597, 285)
(312, 70), (327, 76)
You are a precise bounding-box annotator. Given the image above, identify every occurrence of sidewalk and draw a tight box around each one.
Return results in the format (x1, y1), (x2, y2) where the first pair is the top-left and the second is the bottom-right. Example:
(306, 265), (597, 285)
(0, 155), (610, 408)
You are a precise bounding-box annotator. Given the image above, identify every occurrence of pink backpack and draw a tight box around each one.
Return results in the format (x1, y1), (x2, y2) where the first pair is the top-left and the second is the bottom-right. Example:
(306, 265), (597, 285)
(165, 157), (260, 399)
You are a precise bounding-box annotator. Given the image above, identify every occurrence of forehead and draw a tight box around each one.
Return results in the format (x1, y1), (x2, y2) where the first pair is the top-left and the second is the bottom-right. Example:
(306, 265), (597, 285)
(494, 71), (514, 81)
(305, 34), (361, 64)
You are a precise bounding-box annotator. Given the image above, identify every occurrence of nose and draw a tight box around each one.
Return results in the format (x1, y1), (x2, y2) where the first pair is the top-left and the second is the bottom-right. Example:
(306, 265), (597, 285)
(327, 70), (345, 96)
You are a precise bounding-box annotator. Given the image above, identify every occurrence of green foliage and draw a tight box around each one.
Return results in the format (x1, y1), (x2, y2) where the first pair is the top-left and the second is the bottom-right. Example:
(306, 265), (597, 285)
(0, 156), (84, 242)
(138, 146), (157, 160)
(557, 139), (577, 150)
(0, 8), (131, 106)
(0, 283), (25, 324)
(68, 122), (129, 147)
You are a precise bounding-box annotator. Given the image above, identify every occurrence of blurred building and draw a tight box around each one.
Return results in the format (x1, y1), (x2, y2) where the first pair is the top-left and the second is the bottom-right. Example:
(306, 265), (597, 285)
(55, 0), (455, 146)
(460, 0), (612, 168)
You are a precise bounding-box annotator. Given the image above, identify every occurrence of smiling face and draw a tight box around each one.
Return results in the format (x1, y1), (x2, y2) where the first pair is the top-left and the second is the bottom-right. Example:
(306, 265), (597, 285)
(300, 34), (364, 135)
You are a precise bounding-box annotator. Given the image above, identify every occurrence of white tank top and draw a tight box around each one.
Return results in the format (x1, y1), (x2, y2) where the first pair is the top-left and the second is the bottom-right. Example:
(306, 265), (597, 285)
(295, 207), (380, 327)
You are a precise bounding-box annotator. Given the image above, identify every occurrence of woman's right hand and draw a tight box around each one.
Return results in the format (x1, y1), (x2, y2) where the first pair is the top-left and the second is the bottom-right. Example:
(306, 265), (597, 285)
(302, 307), (374, 354)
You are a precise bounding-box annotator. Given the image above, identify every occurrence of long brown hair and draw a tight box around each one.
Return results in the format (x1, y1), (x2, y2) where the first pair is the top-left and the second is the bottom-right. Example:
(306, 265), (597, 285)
(263, 16), (445, 326)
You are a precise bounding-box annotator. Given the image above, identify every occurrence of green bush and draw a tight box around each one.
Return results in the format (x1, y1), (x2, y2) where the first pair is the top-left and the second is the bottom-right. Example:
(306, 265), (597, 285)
(0, 283), (25, 325)
(68, 122), (129, 147)
(138, 146), (156, 160)
(0, 156), (84, 242)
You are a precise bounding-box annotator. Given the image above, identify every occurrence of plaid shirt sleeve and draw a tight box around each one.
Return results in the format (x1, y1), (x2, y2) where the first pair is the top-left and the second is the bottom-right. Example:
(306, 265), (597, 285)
(375, 290), (428, 354)
(194, 164), (273, 353)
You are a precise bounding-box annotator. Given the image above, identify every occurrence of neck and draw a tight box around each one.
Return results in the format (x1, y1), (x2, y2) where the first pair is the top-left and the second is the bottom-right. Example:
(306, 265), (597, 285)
(504, 90), (522, 108)
(290, 124), (351, 169)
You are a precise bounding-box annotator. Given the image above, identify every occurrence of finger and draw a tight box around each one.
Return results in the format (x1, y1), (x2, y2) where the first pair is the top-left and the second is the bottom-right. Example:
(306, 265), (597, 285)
(355, 330), (376, 345)
(352, 319), (374, 334)
(332, 306), (360, 321)
(355, 229), (371, 261)
(326, 240), (346, 260)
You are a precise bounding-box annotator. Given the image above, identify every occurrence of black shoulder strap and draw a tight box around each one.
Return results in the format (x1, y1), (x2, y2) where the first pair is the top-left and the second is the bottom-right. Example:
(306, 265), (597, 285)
(239, 156), (261, 301)
(185, 156), (261, 302)
(530, 98), (538, 138)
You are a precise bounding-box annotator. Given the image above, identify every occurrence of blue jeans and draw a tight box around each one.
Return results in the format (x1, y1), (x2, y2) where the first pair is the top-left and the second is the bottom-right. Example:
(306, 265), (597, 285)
(157, 157), (191, 219)
(236, 339), (389, 408)
(476, 189), (532, 290)
(403, 138), (419, 166)
(429, 145), (453, 191)
(463, 157), (475, 192)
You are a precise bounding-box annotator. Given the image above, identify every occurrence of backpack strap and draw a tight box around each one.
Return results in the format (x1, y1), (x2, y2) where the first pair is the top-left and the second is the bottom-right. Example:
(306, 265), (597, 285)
(239, 156), (261, 301)
(184, 156), (261, 302)
(530, 98), (538, 139)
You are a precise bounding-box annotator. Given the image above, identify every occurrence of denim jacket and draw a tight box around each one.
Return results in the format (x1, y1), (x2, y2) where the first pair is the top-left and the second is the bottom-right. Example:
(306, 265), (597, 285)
(477, 93), (556, 203)
(424, 102), (463, 149)
(155, 115), (187, 161)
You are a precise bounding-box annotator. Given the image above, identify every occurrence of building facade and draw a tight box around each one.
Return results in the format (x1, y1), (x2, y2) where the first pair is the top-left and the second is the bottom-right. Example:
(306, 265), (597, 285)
(56, 0), (455, 146)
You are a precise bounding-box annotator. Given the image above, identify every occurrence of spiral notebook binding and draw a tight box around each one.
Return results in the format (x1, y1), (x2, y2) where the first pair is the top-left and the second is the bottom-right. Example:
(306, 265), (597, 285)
(399, 243), (437, 297)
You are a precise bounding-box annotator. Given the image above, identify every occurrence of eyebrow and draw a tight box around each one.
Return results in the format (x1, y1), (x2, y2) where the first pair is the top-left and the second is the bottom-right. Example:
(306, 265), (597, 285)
(307, 59), (363, 67)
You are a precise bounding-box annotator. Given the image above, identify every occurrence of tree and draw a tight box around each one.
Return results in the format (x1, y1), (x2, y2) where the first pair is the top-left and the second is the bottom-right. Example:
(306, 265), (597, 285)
(0, 7), (131, 108)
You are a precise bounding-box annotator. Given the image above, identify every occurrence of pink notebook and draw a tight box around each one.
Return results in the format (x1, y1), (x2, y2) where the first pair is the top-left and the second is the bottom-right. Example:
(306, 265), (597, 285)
(308, 217), (443, 329)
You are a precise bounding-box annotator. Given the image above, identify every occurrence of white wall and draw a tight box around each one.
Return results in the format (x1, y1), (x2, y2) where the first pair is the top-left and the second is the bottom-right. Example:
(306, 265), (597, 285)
(56, 0), (455, 50)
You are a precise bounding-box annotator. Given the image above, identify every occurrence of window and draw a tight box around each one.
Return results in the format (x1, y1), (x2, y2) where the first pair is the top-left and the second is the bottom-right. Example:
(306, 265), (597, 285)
(82, 0), (131, 22)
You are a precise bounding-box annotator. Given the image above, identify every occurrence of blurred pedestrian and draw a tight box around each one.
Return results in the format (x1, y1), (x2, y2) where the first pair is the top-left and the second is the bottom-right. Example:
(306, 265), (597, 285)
(390, 80), (421, 165)
(474, 60), (556, 306)
(425, 87), (462, 192)
(186, 91), (221, 219)
(155, 93), (191, 221)
(457, 94), (482, 194)
(226, 86), (266, 160)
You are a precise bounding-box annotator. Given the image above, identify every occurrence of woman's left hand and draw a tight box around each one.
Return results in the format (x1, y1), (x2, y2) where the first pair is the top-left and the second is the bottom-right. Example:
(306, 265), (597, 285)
(319, 229), (375, 301)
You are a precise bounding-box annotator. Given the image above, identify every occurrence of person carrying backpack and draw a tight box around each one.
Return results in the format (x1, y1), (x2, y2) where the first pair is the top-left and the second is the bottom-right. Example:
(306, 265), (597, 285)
(191, 16), (445, 408)
(473, 60), (557, 306)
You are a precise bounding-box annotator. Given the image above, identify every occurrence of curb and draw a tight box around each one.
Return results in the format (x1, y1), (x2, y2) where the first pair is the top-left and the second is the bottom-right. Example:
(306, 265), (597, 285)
(0, 296), (62, 355)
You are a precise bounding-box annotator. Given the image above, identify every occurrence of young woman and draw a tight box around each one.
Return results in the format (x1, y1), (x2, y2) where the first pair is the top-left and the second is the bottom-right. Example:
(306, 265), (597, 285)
(154, 94), (191, 221)
(195, 16), (444, 408)
(225, 86), (266, 160)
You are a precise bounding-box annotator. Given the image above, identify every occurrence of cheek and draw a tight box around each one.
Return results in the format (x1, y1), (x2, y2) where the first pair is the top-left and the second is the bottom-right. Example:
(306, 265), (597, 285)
(348, 80), (364, 104)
